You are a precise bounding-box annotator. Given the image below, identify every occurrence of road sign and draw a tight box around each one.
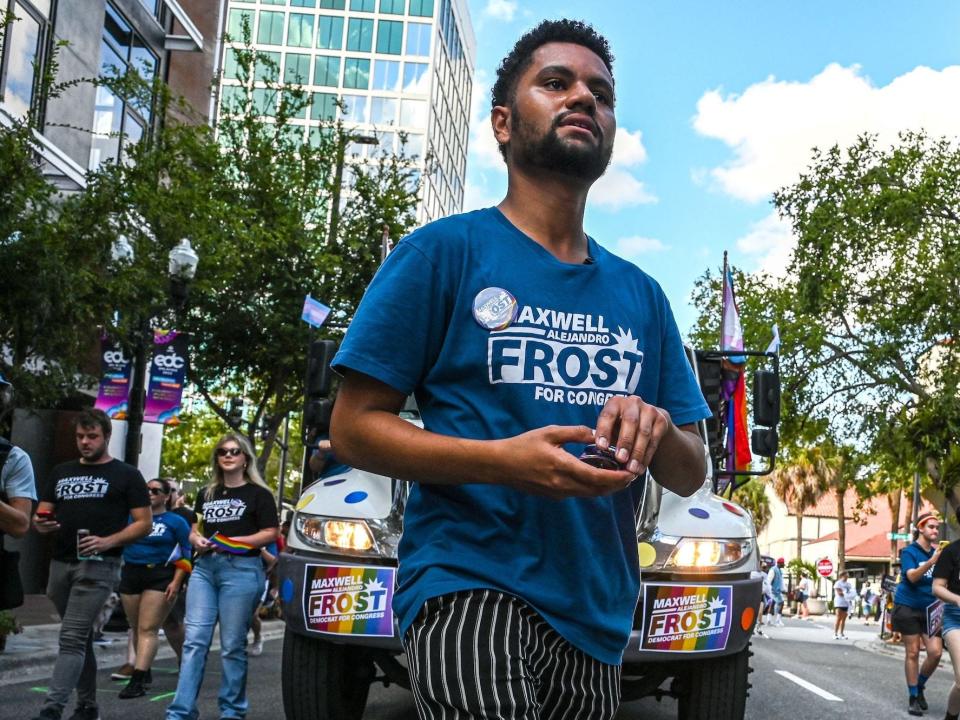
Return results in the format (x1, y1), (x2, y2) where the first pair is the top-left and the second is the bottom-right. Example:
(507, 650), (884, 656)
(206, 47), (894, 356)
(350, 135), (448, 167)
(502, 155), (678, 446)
(887, 532), (911, 540)
(817, 558), (834, 577)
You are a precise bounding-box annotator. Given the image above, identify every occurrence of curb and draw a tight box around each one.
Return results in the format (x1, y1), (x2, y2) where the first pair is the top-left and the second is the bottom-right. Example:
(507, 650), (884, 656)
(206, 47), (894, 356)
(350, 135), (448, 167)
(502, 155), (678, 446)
(855, 638), (954, 668)
(0, 622), (286, 688)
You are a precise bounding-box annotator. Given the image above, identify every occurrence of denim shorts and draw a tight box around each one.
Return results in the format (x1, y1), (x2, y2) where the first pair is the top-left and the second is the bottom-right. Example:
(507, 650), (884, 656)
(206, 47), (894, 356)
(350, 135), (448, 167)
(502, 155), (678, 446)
(942, 604), (960, 638)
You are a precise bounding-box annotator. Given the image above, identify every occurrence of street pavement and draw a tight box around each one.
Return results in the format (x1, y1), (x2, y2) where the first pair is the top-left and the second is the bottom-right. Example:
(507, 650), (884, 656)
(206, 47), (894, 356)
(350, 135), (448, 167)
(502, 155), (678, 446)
(0, 613), (954, 719)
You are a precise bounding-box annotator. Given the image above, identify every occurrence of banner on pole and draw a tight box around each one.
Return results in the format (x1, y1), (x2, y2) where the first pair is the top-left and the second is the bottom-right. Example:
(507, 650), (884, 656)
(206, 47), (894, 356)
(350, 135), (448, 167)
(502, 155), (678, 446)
(301, 294), (331, 328)
(144, 330), (189, 425)
(94, 335), (132, 419)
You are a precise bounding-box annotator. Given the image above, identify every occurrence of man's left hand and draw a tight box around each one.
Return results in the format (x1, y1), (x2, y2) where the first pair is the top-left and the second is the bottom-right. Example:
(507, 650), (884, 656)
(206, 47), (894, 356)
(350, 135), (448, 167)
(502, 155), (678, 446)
(78, 534), (114, 555)
(594, 395), (671, 475)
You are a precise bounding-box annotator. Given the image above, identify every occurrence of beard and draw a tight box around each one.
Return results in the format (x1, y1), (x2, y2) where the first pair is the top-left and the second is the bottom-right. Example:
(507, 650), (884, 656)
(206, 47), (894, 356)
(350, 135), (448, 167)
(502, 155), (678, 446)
(509, 105), (613, 181)
(81, 444), (107, 462)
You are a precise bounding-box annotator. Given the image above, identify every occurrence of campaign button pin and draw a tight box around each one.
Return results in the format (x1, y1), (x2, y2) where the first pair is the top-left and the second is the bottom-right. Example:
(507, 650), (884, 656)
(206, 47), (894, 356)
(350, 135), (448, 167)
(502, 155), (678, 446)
(472, 287), (518, 331)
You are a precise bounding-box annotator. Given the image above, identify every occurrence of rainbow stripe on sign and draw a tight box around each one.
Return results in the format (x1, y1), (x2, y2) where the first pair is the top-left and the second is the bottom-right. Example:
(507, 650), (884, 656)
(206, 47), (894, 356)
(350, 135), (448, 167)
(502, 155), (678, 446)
(302, 564), (395, 637)
(209, 532), (255, 555)
(640, 583), (733, 653)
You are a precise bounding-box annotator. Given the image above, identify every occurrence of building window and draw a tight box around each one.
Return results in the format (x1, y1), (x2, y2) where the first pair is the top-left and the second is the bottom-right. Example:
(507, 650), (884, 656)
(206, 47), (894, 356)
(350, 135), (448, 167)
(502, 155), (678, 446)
(402, 61), (428, 92)
(403, 132), (423, 157)
(372, 59), (399, 91)
(291, 0), (316, 6)
(0, 0), (52, 119)
(406, 22), (430, 56)
(255, 50), (280, 82)
(399, 98), (426, 127)
(369, 96), (396, 125)
(138, 0), (159, 14)
(341, 93), (367, 123)
(379, 0), (404, 14)
(257, 11), (284, 45)
(226, 8), (253, 40)
(287, 13), (314, 48)
(262, 0), (285, 4)
(318, 0), (345, 8)
(252, 87), (276, 117)
(284, 53), (311, 84)
(350, 0), (375, 10)
(314, 55), (340, 87)
(342, 57), (370, 89)
(408, 0), (433, 16)
(316, 16), (344, 50)
(89, 3), (158, 170)
(376, 19), (403, 55)
(346, 18), (373, 52)
(311, 91), (338, 121)
(223, 51), (241, 80)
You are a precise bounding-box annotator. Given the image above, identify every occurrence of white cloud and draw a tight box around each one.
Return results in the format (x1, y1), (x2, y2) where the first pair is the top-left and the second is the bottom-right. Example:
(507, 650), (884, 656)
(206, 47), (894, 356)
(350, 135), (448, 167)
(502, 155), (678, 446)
(463, 173), (502, 211)
(590, 127), (656, 210)
(693, 63), (960, 202)
(613, 235), (669, 255)
(733, 212), (795, 277)
(484, 0), (517, 22)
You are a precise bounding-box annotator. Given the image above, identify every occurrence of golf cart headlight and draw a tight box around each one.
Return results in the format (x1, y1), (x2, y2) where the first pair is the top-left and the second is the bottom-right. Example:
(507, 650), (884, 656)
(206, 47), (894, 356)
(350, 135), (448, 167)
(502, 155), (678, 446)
(666, 539), (749, 568)
(296, 515), (375, 552)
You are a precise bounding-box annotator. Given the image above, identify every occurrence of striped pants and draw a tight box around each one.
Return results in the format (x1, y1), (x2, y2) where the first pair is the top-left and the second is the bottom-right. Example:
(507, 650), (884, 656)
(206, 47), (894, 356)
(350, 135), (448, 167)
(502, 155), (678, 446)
(404, 589), (621, 720)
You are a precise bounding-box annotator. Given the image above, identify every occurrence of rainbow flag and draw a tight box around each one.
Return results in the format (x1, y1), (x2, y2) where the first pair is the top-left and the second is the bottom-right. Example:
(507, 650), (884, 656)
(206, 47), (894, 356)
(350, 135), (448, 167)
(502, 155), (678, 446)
(209, 532), (255, 555)
(641, 584), (733, 652)
(165, 544), (193, 573)
(728, 373), (752, 471)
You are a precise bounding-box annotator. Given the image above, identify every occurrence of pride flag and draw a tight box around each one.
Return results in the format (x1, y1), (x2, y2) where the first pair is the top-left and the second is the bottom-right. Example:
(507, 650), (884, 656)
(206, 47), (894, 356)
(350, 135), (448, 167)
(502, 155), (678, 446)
(165, 543), (193, 573)
(728, 373), (752, 471)
(721, 266), (746, 364)
(209, 532), (256, 555)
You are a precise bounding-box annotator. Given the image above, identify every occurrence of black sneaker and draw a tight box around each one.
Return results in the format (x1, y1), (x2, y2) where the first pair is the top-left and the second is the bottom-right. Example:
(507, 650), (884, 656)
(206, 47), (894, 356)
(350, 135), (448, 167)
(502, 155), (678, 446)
(908, 695), (923, 716)
(118, 677), (146, 699)
(144, 668), (153, 686)
(916, 687), (928, 711)
(66, 705), (100, 720)
(30, 707), (61, 720)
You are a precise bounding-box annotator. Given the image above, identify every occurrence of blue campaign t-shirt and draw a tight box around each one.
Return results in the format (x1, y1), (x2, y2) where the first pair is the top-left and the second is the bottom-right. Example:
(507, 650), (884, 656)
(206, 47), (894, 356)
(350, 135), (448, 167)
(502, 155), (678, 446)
(333, 207), (711, 664)
(123, 510), (192, 567)
(895, 542), (937, 609)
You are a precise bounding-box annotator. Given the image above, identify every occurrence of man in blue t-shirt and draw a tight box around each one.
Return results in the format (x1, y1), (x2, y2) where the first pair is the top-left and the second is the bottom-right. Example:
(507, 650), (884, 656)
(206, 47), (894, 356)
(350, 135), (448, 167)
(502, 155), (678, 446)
(331, 19), (710, 719)
(893, 512), (944, 715)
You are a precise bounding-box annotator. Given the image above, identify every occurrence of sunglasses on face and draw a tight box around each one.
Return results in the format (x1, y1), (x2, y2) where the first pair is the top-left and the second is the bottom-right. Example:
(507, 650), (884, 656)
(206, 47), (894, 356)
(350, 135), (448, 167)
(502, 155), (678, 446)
(216, 447), (244, 458)
(148, 487), (167, 495)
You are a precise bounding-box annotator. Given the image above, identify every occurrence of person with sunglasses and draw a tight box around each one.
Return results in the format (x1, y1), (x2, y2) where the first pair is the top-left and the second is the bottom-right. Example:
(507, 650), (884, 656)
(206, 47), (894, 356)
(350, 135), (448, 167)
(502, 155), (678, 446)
(166, 434), (278, 720)
(117, 477), (192, 698)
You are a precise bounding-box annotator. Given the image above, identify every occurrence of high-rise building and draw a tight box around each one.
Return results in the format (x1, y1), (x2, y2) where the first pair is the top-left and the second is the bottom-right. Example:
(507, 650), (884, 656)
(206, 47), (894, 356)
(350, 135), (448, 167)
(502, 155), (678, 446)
(217, 0), (475, 223)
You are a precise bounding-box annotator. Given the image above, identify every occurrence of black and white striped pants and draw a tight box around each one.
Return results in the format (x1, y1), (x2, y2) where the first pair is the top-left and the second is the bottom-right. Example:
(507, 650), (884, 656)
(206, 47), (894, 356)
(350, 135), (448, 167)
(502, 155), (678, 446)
(403, 589), (621, 720)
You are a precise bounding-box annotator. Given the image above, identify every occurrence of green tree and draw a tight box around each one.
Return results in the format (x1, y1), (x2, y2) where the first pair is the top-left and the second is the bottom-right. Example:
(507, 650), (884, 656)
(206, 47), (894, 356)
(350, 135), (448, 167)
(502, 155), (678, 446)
(732, 480), (771, 535)
(771, 446), (833, 561)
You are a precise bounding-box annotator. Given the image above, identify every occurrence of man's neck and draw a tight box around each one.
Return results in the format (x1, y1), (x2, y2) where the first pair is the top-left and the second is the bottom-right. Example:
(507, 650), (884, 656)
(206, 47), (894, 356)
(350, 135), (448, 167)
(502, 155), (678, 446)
(917, 537), (932, 551)
(80, 453), (112, 465)
(498, 166), (592, 264)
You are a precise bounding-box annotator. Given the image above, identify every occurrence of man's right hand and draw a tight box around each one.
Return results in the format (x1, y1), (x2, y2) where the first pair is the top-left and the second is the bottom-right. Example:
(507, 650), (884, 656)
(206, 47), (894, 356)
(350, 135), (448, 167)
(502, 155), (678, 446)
(495, 425), (637, 499)
(33, 513), (59, 534)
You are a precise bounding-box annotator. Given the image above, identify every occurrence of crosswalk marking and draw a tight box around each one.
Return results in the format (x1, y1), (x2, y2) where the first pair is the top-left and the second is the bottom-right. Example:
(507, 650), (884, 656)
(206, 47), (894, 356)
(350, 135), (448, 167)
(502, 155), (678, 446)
(775, 670), (844, 702)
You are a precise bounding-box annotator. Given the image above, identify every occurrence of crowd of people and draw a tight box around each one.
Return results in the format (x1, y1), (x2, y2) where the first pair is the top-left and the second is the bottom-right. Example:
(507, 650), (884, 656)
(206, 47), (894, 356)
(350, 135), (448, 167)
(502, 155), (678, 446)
(14, 408), (282, 720)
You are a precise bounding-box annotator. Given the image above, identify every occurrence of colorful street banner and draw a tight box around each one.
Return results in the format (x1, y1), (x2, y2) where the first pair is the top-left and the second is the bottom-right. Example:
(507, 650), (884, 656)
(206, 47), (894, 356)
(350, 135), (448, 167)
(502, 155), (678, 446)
(640, 583), (733, 653)
(301, 294), (331, 328)
(302, 563), (395, 637)
(94, 335), (132, 419)
(144, 330), (188, 425)
(727, 373), (752, 471)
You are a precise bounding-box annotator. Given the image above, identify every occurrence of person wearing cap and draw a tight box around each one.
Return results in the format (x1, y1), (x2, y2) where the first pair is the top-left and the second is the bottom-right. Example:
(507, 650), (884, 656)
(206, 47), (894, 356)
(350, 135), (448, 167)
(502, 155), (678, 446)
(894, 511), (944, 716)
(767, 557), (785, 626)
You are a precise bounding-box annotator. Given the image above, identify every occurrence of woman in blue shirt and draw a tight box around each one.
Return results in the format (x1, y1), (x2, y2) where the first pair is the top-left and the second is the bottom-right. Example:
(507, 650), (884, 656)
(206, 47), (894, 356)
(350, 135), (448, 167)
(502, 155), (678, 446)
(117, 477), (192, 699)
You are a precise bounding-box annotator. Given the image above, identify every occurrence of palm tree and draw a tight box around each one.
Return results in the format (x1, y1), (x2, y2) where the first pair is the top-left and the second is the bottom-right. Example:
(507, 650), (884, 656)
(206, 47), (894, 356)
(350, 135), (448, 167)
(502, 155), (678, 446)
(733, 481), (772, 535)
(771, 446), (832, 561)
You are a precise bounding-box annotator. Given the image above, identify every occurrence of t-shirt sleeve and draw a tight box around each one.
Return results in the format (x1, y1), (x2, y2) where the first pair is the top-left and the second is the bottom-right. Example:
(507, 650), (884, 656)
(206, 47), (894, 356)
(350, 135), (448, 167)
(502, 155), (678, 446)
(172, 515), (192, 563)
(2, 448), (37, 501)
(901, 546), (921, 575)
(40, 467), (60, 504)
(655, 293), (711, 427)
(255, 487), (279, 531)
(126, 470), (150, 509)
(332, 237), (453, 395)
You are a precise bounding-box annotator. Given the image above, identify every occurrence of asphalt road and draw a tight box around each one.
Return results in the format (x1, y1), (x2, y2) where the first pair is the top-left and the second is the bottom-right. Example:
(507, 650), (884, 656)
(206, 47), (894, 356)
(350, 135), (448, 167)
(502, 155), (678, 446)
(1, 621), (955, 720)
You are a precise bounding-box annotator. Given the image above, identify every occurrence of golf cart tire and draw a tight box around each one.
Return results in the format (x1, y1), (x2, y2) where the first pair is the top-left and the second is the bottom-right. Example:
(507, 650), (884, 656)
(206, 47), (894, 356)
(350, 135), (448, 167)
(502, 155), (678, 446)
(677, 644), (750, 720)
(282, 627), (373, 720)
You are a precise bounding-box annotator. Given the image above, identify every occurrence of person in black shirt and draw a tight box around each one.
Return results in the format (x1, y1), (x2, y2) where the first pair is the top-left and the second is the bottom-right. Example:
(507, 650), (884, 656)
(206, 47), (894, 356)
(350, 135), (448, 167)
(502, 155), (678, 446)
(932, 511), (960, 720)
(31, 409), (151, 720)
(166, 434), (278, 720)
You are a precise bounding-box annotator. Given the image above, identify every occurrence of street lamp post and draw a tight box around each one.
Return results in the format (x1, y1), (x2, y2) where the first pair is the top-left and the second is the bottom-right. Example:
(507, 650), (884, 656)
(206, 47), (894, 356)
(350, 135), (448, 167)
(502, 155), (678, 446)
(123, 238), (200, 468)
(326, 132), (379, 246)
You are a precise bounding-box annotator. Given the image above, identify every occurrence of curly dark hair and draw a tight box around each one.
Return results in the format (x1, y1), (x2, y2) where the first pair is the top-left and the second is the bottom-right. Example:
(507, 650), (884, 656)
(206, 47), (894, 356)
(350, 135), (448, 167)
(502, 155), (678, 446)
(491, 19), (614, 111)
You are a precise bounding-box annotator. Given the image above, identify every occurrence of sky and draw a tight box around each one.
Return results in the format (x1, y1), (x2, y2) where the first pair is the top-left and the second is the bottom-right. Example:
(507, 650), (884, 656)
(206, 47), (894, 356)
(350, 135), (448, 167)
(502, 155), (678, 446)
(459, 1), (960, 334)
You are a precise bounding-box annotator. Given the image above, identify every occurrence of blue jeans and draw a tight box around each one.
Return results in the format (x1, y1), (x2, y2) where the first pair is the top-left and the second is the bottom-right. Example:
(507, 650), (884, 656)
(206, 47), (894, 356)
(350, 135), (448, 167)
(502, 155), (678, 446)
(166, 553), (265, 720)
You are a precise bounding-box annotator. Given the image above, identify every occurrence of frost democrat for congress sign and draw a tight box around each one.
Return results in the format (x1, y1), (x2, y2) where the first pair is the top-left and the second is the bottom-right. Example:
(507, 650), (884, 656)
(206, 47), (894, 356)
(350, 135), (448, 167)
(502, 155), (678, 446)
(640, 584), (733, 652)
(302, 564), (395, 637)
(487, 305), (644, 408)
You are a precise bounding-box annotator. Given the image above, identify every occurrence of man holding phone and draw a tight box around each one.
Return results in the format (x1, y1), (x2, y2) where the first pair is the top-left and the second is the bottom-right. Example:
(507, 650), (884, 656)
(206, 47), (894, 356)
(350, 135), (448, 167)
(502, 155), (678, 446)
(31, 409), (151, 720)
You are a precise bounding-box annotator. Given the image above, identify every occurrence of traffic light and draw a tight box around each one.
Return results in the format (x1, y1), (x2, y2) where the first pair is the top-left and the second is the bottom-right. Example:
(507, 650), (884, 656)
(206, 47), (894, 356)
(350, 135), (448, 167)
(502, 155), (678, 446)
(302, 339), (338, 442)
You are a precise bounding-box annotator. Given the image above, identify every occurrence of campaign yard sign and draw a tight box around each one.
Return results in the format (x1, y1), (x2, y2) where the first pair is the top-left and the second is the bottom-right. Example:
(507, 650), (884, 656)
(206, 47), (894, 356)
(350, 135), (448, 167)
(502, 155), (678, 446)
(302, 564), (395, 637)
(640, 583), (733, 653)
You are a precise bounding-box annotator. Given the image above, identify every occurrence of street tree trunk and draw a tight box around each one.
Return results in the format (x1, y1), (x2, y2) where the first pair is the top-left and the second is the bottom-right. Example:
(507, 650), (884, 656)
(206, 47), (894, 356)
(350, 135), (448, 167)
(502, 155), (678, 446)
(836, 488), (846, 574)
(888, 488), (902, 572)
(796, 512), (804, 561)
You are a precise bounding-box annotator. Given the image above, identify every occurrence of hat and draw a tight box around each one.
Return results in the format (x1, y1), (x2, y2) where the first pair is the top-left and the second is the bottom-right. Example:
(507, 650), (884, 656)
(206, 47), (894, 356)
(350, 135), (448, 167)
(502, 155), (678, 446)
(776, 557), (785, 564)
(917, 513), (940, 529)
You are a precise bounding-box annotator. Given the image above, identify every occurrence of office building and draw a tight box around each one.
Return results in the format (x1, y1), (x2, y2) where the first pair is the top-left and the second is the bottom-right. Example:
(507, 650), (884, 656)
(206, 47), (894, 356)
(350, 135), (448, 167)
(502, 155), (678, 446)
(218, 0), (475, 222)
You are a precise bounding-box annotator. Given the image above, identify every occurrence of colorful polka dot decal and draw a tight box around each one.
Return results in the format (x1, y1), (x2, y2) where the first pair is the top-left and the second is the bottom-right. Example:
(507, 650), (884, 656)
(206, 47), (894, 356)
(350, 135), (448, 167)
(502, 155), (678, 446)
(688, 508), (710, 520)
(344, 491), (368, 504)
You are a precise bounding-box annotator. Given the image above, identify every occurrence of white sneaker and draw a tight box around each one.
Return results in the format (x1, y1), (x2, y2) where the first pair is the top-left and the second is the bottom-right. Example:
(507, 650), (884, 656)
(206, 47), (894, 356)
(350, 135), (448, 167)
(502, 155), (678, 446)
(250, 639), (264, 656)
(834, 634), (840, 639)
(774, 620), (784, 627)
(840, 634), (848, 639)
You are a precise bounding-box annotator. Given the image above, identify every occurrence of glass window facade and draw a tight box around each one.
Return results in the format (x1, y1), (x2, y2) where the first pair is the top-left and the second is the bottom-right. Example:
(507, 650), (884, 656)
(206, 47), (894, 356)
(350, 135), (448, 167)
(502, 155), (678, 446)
(408, 0), (433, 16)
(376, 19), (403, 54)
(342, 57), (370, 88)
(257, 11), (284, 45)
(379, 0), (405, 14)
(287, 13), (314, 47)
(370, 96), (396, 125)
(284, 52), (311, 83)
(372, 59), (400, 90)
(0, 1), (45, 118)
(341, 93), (368, 123)
(406, 21), (430, 56)
(402, 61), (428, 92)
(316, 15), (344, 49)
(399, 98), (426, 127)
(318, 0), (346, 8)
(350, 0), (375, 10)
(227, 8), (253, 40)
(311, 91), (338, 120)
(314, 55), (340, 87)
(291, 0), (317, 6)
(346, 18), (373, 52)
(255, 50), (280, 82)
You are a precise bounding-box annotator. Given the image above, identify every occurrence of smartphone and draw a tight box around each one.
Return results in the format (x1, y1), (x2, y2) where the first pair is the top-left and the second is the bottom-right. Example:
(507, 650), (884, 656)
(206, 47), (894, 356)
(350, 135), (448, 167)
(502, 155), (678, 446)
(579, 444), (623, 471)
(36, 509), (56, 521)
(941, 540), (951, 549)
